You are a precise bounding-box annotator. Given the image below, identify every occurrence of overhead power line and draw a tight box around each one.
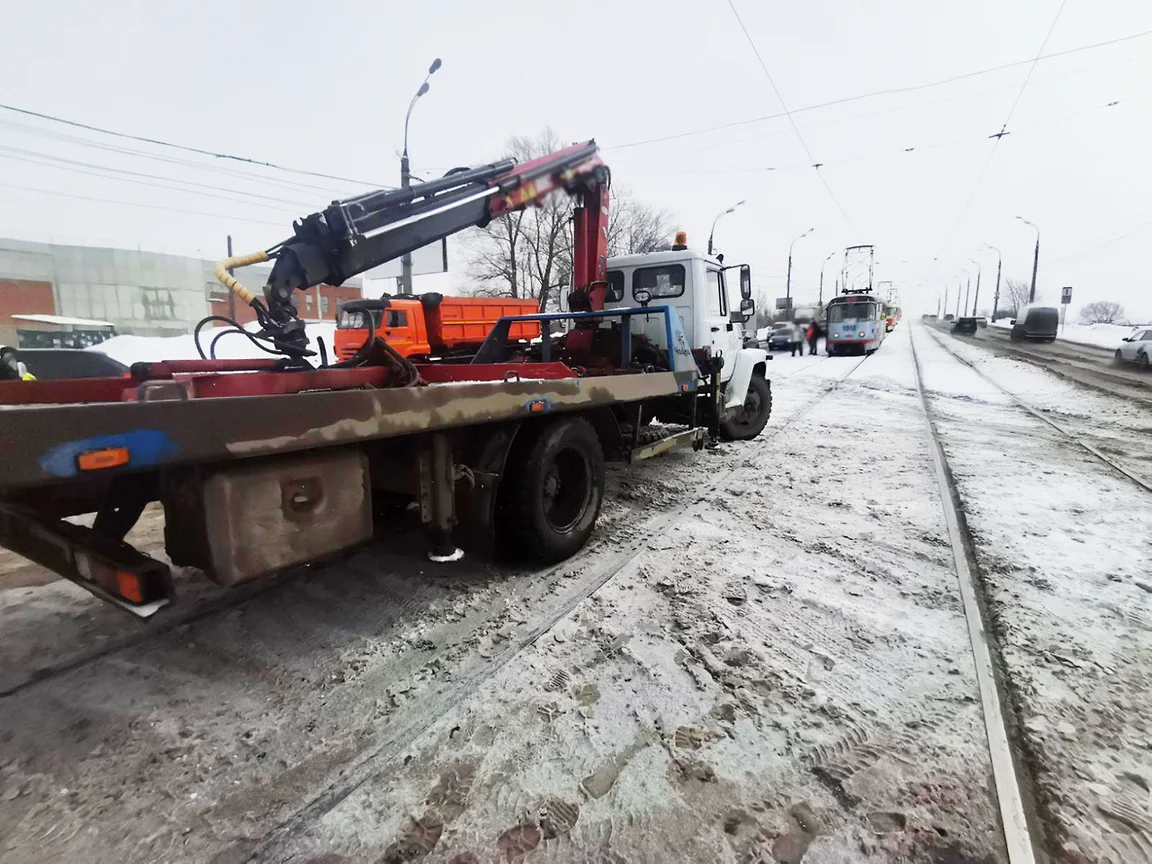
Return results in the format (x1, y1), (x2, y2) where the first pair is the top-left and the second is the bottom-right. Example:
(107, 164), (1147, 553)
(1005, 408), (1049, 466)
(725, 0), (859, 235)
(0, 116), (349, 197)
(608, 28), (1152, 151)
(0, 182), (287, 226)
(938, 0), (1069, 255)
(0, 145), (317, 210)
(0, 103), (394, 189)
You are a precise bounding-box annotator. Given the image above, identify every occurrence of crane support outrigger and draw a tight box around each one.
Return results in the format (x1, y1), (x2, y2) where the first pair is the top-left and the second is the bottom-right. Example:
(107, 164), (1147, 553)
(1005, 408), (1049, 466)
(0, 140), (771, 618)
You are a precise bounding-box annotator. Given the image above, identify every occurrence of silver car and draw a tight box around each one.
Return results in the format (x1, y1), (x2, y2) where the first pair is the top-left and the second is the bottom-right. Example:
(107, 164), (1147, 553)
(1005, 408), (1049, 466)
(1115, 328), (1152, 369)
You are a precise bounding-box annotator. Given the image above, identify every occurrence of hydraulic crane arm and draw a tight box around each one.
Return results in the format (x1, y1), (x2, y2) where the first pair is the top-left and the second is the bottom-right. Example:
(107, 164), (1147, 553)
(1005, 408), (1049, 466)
(217, 140), (610, 356)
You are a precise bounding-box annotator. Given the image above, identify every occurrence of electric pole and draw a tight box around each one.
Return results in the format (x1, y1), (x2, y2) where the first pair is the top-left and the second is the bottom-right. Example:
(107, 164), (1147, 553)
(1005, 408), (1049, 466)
(983, 244), (1002, 321)
(1017, 216), (1040, 303)
(399, 58), (442, 295)
(785, 228), (814, 306)
(226, 235), (235, 321)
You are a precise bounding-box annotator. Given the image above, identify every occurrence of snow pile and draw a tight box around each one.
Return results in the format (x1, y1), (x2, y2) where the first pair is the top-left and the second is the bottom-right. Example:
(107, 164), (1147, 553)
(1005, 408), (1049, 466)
(90, 321), (338, 365)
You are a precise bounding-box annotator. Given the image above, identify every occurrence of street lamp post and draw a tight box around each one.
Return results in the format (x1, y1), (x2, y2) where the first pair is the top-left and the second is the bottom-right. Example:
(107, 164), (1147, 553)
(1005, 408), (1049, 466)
(957, 270), (969, 318)
(399, 58), (442, 295)
(818, 250), (837, 306)
(1016, 216), (1040, 304)
(785, 228), (814, 306)
(967, 258), (982, 317)
(707, 200), (746, 256)
(982, 243), (1002, 321)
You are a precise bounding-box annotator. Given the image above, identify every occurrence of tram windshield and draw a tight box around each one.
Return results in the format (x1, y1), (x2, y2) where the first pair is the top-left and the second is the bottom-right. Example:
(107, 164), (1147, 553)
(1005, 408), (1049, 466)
(828, 302), (876, 323)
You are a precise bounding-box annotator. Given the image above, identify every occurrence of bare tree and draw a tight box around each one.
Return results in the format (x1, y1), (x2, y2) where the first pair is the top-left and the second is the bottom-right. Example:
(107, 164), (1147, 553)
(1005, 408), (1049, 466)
(607, 186), (674, 257)
(467, 129), (674, 310)
(1002, 278), (1033, 316)
(1079, 300), (1125, 324)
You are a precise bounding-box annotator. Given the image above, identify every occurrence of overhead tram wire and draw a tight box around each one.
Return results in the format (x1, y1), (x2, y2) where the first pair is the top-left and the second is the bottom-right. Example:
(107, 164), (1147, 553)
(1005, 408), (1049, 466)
(0, 182), (287, 227)
(725, 0), (859, 235)
(937, 0), (1069, 257)
(606, 28), (1152, 151)
(0, 145), (320, 210)
(0, 116), (352, 197)
(0, 103), (395, 189)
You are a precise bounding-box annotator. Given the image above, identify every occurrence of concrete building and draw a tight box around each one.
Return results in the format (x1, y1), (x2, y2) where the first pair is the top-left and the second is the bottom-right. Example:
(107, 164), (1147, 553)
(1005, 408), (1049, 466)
(0, 239), (361, 345)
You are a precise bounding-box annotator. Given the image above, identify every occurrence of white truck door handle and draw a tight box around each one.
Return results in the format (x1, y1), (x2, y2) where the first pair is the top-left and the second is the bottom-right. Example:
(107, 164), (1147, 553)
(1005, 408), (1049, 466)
(710, 326), (720, 332)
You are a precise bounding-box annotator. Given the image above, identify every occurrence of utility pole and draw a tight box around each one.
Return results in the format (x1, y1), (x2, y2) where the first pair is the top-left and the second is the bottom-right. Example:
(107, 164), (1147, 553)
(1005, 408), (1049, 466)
(964, 273), (971, 317)
(226, 235), (235, 321)
(944, 286), (949, 317)
(967, 257), (982, 317)
(399, 58), (442, 295)
(1017, 216), (1040, 303)
(984, 243), (1002, 321)
(785, 227), (814, 306)
(818, 250), (837, 306)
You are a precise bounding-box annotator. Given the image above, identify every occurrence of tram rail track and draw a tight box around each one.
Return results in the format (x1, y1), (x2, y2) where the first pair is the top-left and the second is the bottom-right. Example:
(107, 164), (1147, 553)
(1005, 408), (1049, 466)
(923, 326), (1152, 495)
(910, 324), (1043, 863)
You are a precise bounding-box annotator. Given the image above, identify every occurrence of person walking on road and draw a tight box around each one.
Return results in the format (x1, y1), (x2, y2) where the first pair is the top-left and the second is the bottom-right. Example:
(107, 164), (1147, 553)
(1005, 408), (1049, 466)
(790, 321), (806, 357)
(806, 320), (819, 355)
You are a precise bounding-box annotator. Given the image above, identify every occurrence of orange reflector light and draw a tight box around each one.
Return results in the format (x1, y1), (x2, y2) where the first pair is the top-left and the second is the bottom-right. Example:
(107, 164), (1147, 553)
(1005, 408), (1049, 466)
(528, 400), (547, 414)
(116, 571), (145, 604)
(76, 446), (130, 471)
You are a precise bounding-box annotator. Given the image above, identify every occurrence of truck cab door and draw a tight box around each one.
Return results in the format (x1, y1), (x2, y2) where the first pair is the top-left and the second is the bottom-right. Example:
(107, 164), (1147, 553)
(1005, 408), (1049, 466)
(705, 267), (738, 381)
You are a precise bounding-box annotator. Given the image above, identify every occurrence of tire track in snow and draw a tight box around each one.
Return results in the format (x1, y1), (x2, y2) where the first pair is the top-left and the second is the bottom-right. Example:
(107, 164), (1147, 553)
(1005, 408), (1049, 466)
(251, 354), (876, 861)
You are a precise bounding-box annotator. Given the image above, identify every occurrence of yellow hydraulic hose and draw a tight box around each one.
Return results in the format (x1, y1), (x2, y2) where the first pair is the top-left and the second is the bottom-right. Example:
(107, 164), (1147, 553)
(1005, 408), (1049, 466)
(213, 250), (270, 306)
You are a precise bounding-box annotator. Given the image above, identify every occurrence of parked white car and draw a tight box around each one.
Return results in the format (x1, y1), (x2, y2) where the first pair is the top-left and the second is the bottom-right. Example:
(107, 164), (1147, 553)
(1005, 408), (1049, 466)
(1115, 328), (1152, 368)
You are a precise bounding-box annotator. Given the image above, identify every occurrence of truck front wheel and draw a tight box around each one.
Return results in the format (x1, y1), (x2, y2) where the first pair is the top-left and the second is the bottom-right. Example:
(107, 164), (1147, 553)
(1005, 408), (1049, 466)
(500, 417), (605, 563)
(719, 375), (772, 441)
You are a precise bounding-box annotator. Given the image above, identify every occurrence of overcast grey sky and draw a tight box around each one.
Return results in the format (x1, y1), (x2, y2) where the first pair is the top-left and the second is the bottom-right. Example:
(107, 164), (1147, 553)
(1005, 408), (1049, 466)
(1, 0), (1149, 319)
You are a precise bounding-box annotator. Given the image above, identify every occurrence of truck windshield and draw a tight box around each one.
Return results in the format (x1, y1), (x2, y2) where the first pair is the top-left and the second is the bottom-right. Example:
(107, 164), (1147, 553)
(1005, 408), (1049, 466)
(337, 309), (406, 329)
(829, 303), (873, 323)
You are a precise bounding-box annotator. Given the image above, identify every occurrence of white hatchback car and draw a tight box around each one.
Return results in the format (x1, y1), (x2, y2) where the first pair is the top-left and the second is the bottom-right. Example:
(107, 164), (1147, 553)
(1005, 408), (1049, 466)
(1115, 328), (1152, 369)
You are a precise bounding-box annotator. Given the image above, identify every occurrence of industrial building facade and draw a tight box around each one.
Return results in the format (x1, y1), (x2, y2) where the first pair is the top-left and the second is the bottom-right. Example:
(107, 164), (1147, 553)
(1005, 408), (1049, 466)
(0, 239), (361, 346)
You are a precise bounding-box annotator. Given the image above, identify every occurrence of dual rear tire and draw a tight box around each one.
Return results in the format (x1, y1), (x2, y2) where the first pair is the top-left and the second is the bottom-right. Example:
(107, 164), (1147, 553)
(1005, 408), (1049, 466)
(498, 417), (604, 564)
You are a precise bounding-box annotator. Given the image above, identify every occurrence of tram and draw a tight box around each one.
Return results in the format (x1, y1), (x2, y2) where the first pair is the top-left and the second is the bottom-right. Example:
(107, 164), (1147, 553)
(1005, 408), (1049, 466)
(826, 290), (887, 356)
(883, 303), (902, 332)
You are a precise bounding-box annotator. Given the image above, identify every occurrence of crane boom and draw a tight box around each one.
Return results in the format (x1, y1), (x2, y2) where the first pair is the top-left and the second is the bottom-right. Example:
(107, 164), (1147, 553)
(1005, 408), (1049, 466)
(217, 140), (610, 356)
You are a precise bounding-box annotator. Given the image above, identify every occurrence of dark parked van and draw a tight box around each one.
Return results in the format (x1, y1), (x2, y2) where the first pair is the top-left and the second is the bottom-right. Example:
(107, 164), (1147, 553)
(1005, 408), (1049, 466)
(1010, 305), (1058, 342)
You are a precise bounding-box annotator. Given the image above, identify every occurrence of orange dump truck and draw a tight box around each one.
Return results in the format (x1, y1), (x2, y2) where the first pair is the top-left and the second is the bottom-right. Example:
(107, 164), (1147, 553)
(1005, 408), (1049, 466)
(334, 293), (540, 361)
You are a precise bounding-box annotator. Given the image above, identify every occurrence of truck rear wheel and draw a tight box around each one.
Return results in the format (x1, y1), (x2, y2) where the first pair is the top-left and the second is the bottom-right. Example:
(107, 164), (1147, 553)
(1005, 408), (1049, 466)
(719, 375), (772, 441)
(500, 417), (604, 563)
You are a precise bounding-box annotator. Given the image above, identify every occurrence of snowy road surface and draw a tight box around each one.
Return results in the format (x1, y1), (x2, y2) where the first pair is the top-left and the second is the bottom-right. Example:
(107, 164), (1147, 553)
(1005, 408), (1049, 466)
(0, 324), (1149, 863)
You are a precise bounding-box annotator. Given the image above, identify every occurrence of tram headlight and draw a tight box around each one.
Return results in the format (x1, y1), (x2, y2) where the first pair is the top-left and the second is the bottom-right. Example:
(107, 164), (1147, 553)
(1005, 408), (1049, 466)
(859, 330), (866, 337)
(832, 332), (840, 339)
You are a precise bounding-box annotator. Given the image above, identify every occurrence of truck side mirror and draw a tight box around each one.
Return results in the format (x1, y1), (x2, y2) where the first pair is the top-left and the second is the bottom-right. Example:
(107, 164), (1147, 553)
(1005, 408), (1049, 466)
(739, 297), (755, 322)
(739, 265), (752, 300)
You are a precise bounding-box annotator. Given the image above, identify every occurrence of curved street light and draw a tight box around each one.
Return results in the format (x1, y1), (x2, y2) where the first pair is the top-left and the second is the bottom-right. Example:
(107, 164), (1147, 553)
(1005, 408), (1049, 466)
(399, 58), (442, 294)
(967, 257), (982, 317)
(982, 243), (1002, 320)
(1016, 216), (1040, 304)
(956, 268), (970, 319)
(818, 250), (838, 305)
(707, 200), (746, 255)
(785, 227), (815, 303)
